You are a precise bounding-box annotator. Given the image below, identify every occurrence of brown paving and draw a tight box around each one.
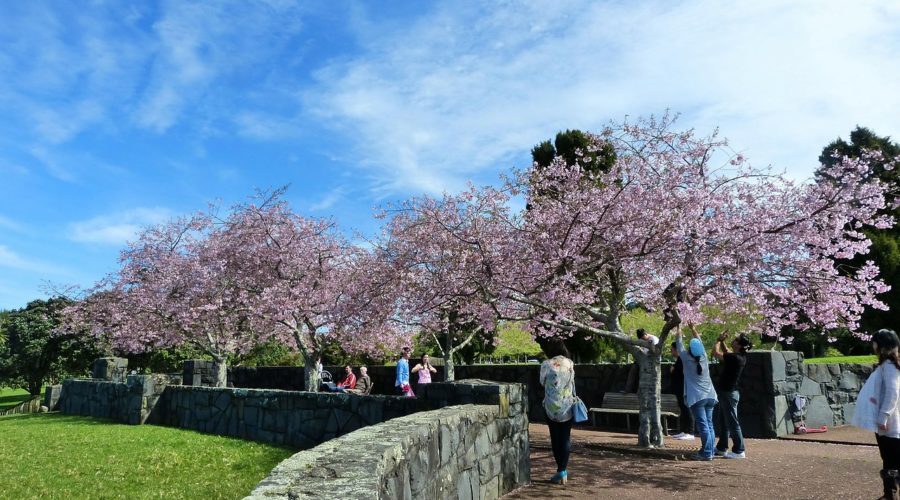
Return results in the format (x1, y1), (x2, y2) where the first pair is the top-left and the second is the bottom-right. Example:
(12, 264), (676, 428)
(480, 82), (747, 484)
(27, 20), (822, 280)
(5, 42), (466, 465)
(779, 424), (876, 446)
(504, 424), (883, 499)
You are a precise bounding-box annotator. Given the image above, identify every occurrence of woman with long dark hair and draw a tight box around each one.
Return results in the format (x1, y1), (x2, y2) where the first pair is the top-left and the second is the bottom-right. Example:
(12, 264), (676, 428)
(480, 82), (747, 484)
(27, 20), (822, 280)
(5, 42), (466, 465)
(539, 339), (576, 485)
(852, 329), (900, 499)
(676, 324), (718, 461)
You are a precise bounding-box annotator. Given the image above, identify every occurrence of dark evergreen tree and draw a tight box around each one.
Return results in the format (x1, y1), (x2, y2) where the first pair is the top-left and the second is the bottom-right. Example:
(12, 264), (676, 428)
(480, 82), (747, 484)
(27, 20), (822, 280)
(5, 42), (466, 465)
(817, 127), (900, 343)
(0, 298), (103, 394)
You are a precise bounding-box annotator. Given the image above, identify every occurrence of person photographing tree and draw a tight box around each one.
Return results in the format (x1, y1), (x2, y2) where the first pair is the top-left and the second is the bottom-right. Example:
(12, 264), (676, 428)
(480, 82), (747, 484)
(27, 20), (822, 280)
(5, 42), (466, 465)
(676, 324), (718, 460)
(712, 330), (751, 459)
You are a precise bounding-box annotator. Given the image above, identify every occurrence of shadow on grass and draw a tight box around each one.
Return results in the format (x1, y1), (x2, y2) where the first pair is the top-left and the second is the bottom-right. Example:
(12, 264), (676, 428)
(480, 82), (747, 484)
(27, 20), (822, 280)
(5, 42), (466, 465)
(0, 393), (39, 410)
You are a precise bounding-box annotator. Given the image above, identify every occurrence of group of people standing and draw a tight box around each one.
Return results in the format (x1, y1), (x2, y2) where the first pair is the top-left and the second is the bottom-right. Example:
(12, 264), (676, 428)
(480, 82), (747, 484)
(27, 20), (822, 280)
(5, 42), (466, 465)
(673, 324), (751, 460)
(395, 346), (438, 397)
(537, 325), (753, 484)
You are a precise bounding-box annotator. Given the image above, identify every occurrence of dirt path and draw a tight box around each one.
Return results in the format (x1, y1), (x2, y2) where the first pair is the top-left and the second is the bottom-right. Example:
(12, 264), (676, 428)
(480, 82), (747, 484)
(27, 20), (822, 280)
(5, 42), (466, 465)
(505, 425), (882, 499)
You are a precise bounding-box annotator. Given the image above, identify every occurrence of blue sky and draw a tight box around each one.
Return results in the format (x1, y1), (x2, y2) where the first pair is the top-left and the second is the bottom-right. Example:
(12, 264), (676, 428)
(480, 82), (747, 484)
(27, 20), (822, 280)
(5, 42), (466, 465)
(1, 0), (899, 310)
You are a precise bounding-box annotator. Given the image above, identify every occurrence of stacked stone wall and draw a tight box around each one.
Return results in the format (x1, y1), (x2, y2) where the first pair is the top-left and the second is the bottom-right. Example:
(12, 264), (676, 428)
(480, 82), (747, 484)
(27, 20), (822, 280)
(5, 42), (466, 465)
(247, 380), (529, 500)
(57, 373), (181, 425)
(162, 387), (425, 449)
(765, 352), (872, 434)
(231, 354), (869, 438)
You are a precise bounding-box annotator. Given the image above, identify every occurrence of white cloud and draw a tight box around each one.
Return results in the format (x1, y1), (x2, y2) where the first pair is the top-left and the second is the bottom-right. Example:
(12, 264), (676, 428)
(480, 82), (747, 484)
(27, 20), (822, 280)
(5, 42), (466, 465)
(305, 0), (900, 194)
(0, 245), (66, 275)
(309, 186), (347, 212)
(69, 207), (174, 245)
(134, 1), (307, 133)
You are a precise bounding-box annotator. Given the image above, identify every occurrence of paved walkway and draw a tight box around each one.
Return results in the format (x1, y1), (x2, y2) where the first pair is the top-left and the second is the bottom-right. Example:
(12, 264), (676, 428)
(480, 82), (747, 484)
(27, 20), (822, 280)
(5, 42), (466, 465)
(504, 425), (883, 499)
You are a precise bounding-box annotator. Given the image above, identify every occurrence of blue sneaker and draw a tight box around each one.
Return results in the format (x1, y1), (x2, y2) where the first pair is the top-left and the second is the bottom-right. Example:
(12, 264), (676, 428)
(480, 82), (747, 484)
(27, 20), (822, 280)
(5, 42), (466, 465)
(688, 453), (713, 461)
(550, 470), (568, 484)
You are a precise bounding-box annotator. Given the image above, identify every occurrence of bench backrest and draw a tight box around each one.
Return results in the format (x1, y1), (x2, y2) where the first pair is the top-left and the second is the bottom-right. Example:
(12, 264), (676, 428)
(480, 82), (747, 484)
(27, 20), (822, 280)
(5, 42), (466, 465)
(602, 393), (680, 414)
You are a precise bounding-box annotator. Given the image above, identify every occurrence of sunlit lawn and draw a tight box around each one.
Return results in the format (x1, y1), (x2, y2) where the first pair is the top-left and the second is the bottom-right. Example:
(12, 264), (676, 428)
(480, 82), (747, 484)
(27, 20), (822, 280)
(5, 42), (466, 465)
(0, 387), (43, 410)
(0, 413), (295, 499)
(804, 355), (876, 364)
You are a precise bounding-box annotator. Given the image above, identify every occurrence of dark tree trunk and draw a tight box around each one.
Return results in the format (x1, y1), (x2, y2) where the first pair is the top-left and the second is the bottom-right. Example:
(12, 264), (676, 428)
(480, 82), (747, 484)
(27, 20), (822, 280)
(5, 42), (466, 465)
(28, 380), (43, 396)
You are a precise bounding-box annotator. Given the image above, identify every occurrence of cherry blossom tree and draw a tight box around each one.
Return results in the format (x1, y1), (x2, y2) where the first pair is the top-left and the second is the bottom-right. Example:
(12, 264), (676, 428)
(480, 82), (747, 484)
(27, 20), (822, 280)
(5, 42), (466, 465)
(219, 192), (409, 391)
(377, 193), (513, 380)
(384, 115), (894, 446)
(66, 193), (410, 390)
(63, 213), (272, 387)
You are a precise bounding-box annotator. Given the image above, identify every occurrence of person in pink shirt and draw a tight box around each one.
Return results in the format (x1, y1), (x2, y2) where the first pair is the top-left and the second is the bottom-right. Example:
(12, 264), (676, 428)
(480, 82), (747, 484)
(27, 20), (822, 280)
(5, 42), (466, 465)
(412, 354), (437, 384)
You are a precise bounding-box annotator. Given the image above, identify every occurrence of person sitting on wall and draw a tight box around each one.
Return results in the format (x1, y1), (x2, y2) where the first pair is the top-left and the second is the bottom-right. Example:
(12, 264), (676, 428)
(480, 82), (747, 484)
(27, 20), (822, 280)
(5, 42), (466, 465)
(349, 366), (373, 395)
(336, 365), (357, 391)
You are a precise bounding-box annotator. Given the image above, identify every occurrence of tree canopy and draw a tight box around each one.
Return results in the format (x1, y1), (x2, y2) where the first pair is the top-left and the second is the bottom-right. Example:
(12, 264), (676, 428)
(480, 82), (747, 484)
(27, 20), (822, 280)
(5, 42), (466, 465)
(817, 126), (900, 337)
(1, 298), (102, 395)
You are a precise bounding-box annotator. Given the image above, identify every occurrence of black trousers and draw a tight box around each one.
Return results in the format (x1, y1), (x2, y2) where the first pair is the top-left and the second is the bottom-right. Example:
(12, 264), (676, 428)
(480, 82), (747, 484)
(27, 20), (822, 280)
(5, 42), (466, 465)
(877, 433), (900, 470)
(547, 417), (573, 472)
(675, 392), (695, 434)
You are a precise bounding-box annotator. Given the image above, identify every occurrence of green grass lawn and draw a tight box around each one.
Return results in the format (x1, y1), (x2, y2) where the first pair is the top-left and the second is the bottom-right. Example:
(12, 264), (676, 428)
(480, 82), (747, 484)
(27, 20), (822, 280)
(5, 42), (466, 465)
(0, 387), (43, 411)
(0, 413), (296, 499)
(804, 355), (876, 364)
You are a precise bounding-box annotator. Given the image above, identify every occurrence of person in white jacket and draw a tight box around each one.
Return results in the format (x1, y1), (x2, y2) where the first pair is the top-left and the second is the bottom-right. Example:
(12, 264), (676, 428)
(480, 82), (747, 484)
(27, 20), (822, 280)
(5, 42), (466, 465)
(854, 329), (900, 500)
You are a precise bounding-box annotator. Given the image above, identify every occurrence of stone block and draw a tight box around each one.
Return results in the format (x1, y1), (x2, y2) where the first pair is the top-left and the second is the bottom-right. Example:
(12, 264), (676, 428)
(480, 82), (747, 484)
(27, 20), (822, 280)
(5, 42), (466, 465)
(213, 391), (230, 411)
(804, 395), (835, 428)
(769, 352), (786, 383)
(244, 405), (259, 426)
(457, 468), (475, 500)
(839, 371), (860, 391)
(43, 385), (63, 411)
(482, 475), (500, 500)
(842, 402), (857, 424)
(92, 357), (128, 382)
(799, 376), (822, 396)
(771, 395), (793, 437)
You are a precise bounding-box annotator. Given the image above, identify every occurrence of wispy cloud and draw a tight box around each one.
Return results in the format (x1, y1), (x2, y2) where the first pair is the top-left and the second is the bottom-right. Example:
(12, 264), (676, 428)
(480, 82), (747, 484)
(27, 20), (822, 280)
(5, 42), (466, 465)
(305, 0), (900, 193)
(309, 186), (347, 212)
(0, 215), (22, 232)
(69, 207), (174, 245)
(0, 1), (309, 148)
(0, 245), (67, 275)
(134, 1), (307, 133)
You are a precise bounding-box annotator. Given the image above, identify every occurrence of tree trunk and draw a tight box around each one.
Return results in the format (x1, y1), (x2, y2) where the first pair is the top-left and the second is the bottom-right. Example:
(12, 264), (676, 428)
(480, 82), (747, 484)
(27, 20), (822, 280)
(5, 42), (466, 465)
(635, 351), (664, 447)
(444, 355), (455, 382)
(212, 357), (228, 388)
(443, 333), (456, 382)
(28, 380), (43, 396)
(304, 353), (320, 392)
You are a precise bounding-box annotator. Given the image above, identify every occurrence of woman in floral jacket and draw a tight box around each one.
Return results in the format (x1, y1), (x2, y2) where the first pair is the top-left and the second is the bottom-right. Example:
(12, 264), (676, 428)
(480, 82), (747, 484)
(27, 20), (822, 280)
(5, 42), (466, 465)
(539, 339), (576, 485)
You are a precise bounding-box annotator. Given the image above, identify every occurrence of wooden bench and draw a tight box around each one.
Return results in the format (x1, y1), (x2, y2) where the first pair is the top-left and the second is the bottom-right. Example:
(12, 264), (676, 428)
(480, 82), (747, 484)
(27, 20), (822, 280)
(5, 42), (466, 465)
(589, 393), (681, 435)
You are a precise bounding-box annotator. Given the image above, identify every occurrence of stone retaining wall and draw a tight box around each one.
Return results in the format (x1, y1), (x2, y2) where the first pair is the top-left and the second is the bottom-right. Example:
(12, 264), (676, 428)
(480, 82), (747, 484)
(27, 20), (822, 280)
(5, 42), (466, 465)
(162, 387), (425, 449)
(248, 381), (529, 500)
(767, 352), (872, 434)
(57, 373), (181, 425)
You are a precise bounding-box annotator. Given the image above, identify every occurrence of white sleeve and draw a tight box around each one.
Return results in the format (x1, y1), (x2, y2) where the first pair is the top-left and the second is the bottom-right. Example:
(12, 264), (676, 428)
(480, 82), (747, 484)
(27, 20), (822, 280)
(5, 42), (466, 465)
(880, 364), (900, 425)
